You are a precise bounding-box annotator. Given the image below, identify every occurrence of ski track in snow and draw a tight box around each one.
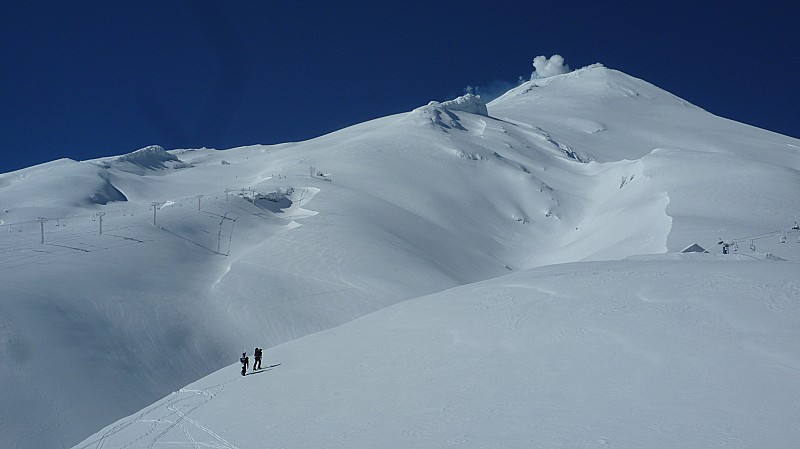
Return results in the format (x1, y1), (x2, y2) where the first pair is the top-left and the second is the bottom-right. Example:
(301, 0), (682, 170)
(76, 377), (241, 449)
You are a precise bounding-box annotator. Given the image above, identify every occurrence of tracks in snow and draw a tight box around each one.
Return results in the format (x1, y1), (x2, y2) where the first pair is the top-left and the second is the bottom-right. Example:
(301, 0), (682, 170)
(75, 377), (241, 449)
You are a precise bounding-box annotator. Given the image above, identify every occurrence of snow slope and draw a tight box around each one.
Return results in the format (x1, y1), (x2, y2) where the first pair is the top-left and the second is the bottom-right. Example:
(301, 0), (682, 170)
(74, 257), (800, 448)
(0, 64), (798, 448)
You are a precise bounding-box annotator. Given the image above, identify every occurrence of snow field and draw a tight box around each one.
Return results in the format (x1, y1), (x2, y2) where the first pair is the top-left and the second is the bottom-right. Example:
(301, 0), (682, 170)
(75, 258), (800, 448)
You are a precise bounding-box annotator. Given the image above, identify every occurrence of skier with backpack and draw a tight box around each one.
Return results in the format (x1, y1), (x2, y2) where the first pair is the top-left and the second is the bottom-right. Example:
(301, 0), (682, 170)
(240, 352), (249, 376)
(254, 347), (263, 371)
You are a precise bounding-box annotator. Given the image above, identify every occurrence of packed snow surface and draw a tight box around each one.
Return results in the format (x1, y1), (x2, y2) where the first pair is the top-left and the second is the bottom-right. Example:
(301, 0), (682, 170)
(0, 65), (798, 448)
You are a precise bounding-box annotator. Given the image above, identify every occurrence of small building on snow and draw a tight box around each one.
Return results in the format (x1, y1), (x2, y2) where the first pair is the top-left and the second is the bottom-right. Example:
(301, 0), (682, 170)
(681, 243), (709, 253)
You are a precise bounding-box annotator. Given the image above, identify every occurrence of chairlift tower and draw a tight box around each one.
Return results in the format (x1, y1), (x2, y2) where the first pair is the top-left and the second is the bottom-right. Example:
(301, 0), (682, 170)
(96, 212), (105, 235)
(151, 202), (161, 226)
(37, 217), (47, 244)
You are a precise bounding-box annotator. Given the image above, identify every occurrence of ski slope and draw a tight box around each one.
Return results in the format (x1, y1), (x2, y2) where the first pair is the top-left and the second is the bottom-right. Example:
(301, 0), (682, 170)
(0, 64), (798, 448)
(74, 258), (800, 448)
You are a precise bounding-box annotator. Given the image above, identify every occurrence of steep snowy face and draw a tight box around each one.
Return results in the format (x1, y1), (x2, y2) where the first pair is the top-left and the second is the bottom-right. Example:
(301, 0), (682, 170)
(488, 64), (800, 254)
(490, 65), (800, 166)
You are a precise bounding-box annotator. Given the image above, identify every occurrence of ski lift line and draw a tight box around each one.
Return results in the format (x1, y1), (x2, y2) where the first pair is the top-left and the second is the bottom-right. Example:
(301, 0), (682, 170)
(158, 226), (228, 256)
(103, 233), (146, 243)
(45, 243), (91, 253)
(227, 201), (274, 220)
(730, 227), (799, 243)
(0, 203), (152, 229)
(0, 187), (281, 229)
(1, 214), (233, 256)
(202, 210), (237, 220)
(0, 235), (143, 257)
(0, 203), (160, 226)
(0, 188), (284, 260)
(732, 231), (782, 241)
(0, 230), (148, 268)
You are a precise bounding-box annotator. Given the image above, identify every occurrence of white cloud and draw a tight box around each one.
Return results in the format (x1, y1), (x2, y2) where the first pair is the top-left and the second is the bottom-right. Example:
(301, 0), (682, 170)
(532, 54), (571, 79)
(461, 55), (573, 103)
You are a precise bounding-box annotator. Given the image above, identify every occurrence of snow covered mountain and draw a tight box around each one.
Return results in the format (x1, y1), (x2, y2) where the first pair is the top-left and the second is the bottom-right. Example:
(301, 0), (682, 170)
(1, 64), (799, 449)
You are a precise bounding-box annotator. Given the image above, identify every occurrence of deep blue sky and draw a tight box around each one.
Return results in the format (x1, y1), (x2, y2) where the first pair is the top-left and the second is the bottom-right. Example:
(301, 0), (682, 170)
(2, 0), (798, 174)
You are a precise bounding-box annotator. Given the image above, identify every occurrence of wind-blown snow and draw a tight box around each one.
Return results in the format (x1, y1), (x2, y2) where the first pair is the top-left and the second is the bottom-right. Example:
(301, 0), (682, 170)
(428, 93), (489, 116)
(0, 64), (799, 449)
(531, 54), (572, 78)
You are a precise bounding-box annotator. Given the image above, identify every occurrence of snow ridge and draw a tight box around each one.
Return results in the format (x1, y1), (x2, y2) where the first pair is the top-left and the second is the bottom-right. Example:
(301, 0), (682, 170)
(428, 93), (489, 116)
(102, 145), (192, 173)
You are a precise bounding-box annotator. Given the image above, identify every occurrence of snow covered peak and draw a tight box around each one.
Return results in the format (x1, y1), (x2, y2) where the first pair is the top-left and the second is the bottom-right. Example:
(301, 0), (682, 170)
(491, 63), (692, 109)
(101, 145), (192, 173)
(116, 145), (179, 166)
(426, 93), (489, 117)
(3, 60), (800, 449)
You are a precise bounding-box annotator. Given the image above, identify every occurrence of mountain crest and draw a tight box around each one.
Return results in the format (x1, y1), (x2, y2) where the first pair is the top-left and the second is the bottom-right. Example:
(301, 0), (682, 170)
(96, 145), (192, 174)
(427, 93), (489, 117)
